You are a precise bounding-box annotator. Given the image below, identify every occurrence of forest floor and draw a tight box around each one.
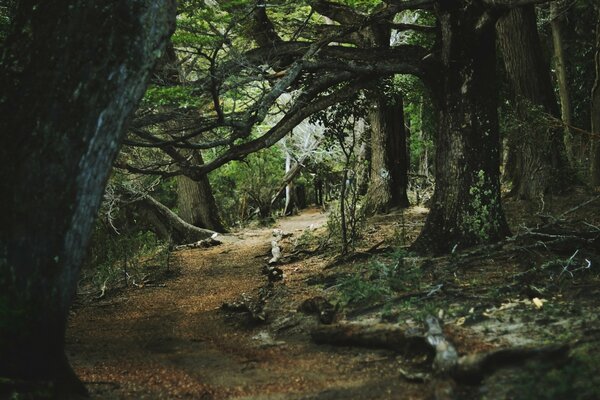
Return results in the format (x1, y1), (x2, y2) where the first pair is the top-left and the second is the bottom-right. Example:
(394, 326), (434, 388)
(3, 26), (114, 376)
(67, 189), (600, 399)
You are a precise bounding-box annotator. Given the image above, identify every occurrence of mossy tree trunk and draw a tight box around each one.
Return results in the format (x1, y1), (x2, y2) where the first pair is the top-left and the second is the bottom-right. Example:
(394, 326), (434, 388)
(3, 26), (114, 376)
(412, 0), (510, 254)
(0, 0), (174, 394)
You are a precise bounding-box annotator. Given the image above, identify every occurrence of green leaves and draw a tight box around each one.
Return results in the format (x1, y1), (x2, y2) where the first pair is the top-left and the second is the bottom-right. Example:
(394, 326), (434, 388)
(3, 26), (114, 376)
(142, 85), (201, 109)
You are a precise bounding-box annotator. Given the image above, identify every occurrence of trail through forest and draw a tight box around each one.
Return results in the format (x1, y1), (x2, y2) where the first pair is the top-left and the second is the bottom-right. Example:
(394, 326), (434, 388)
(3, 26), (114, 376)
(67, 194), (600, 400)
(67, 209), (423, 399)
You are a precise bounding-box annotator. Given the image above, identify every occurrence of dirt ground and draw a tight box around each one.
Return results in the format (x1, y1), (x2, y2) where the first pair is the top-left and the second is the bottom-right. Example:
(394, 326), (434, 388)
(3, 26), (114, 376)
(66, 192), (600, 399)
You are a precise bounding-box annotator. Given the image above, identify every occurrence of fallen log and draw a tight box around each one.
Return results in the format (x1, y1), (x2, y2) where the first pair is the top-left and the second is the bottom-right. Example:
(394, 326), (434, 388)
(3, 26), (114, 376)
(121, 189), (217, 244)
(298, 296), (337, 324)
(454, 344), (570, 384)
(173, 235), (221, 251)
(311, 317), (571, 385)
(311, 323), (433, 357)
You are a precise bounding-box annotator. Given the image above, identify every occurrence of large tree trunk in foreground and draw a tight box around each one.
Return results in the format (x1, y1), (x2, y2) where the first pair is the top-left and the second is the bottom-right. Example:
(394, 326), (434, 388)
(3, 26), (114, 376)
(0, 0), (174, 394)
(412, 0), (510, 254)
(497, 6), (568, 199)
(365, 91), (410, 213)
(177, 151), (226, 232)
(591, 9), (600, 186)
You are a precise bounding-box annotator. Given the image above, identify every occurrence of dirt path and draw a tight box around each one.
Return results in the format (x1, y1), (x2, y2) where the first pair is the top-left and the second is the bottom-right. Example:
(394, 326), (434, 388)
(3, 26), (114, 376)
(67, 209), (425, 399)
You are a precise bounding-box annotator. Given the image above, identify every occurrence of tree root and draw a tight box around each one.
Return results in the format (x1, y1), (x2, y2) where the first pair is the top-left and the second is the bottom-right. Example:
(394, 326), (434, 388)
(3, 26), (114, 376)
(311, 317), (571, 386)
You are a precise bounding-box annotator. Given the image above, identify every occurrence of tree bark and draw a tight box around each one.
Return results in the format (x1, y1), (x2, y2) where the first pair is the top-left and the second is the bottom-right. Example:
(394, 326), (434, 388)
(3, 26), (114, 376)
(315, 4), (410, 214)
(362, 25), (410, 214)
(365, 91), (410, 213)
(550, 0), (574, 165)
(497, 6), (568, 200)
(591, 8), (600, 186)
(412, 0), (510, 254)
(176, 151), (226, 232)
(0, 0), (174, 393)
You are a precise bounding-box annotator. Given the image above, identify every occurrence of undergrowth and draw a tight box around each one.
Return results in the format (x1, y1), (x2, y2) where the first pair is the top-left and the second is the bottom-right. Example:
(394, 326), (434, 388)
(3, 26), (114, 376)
(82, 225), (171, 298)
(334, 249), (424, 308)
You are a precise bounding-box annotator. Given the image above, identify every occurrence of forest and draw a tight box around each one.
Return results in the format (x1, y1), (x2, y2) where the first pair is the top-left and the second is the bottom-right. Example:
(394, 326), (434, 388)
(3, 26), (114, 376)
(1, 0), (600, 398)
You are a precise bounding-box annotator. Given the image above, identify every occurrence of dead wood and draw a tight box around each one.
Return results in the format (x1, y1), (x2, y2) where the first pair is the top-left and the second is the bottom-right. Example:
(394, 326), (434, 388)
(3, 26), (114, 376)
(453, 344), (570, 384)
(311, 323), (433, 356)
(121, 189), (217, 244)
(311, 317), (571, 386)
(221, 283), (274, 323)
(298, 296), (337, 324)
(173, 236), (221, 250)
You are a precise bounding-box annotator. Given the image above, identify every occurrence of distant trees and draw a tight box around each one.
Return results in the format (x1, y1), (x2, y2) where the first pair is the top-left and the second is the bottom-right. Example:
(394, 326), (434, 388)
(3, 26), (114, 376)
(0, 0), (175, 394)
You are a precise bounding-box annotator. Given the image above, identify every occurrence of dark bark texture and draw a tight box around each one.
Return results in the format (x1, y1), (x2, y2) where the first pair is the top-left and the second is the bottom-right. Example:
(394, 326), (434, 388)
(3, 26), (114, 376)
(0, 0), (175, 393)
(590, 8), (600, 186)
(366, 92), (410, 213)
(412, 0), (510, 254)
(497, 6), (568, 199)
(362, 27), (410, 213)
(550, 0), (574, 165)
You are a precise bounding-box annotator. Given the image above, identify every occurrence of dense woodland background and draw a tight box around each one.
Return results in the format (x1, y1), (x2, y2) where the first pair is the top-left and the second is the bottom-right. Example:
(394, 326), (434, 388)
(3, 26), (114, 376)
(1, 0), (600, 398)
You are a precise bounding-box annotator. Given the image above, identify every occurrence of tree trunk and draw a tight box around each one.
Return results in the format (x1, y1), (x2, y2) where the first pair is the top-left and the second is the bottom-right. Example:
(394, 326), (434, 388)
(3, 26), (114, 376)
(497, 6), (568, 200)
(550, 0), (575, 165)
(412, 0), (510, 254)
(0, 0), (174, 394)
(590, 9), (600, 186)
(283, 147), (297, 215)
(359, 22), (410, 214)
(176, 151), (226, 232)
(365, 91), (410, 213)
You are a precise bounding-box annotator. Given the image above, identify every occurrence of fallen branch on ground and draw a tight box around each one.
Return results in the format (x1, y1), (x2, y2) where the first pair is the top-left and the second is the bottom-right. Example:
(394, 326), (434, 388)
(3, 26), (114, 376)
(311, 317), (572, 384)
(173, 235), (221, 250)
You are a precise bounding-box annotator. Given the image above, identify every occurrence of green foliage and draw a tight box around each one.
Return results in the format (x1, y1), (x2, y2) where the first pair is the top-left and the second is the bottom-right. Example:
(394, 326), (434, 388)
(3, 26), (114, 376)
(0, 1), (15, 44)
(142, 86), (202, 109)
(336, 260), (395, 306)
(84, 222), (171, 296)
(325, 201), (366, 252)
(210, 147), (285, 225)
(338, 0), (381, 13)
(294, 227), (318, 250)
(335, 250), (424, 307)
(462, 170), (499, 241)
(395, 75), (435, 175)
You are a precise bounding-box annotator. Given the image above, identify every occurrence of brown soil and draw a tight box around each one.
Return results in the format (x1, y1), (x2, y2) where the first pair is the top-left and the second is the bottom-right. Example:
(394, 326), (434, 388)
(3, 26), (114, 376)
(67, 192), (600, 399)
(67, 208), (426, 399)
